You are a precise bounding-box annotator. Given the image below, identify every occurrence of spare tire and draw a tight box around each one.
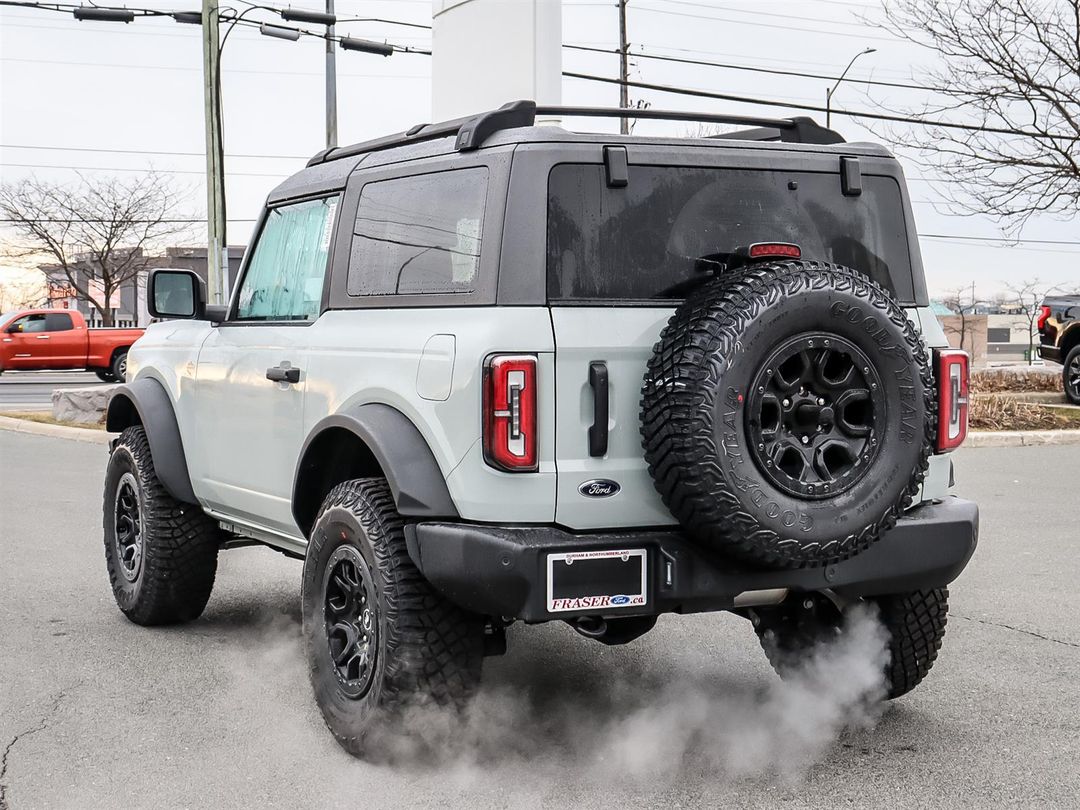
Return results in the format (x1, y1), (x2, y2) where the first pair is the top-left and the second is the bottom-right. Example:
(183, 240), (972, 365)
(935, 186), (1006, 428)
(641, 261), (934, 568)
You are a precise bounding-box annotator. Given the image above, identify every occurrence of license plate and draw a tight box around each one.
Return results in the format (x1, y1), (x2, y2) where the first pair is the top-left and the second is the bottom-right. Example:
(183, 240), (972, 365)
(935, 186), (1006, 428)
(546, 548), (648, 613)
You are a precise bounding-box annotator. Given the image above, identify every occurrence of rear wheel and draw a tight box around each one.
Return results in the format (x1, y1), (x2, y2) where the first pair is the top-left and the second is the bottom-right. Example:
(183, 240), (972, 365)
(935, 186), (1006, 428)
(751, 588), (949, 699)
(103, 426), (221, 625)
(302, 478), (484, 760)
(1063, 345), (1080, 405)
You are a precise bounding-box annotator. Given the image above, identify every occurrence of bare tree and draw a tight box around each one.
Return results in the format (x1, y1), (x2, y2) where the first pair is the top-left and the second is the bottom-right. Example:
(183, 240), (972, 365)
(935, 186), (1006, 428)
(939, 283), (979, 353)
(878, 1), (1080, 227)
(1005, 278), (1061, 364)
(0, 174), (192, 326)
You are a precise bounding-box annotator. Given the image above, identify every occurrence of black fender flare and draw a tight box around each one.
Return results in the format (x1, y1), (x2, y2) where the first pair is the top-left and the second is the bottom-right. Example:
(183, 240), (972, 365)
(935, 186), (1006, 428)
(105, 377), (199, 505)
(292, 403), (458, 531)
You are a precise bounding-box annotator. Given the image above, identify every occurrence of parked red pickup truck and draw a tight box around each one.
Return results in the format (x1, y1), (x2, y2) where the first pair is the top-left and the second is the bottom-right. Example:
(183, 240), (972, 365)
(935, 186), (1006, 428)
(0, 309), (143, 382)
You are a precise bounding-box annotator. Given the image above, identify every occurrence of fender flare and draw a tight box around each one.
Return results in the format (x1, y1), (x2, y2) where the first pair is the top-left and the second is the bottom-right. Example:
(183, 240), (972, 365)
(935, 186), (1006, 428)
(105, 377), (199, 505)
(293, 403), (458, 530)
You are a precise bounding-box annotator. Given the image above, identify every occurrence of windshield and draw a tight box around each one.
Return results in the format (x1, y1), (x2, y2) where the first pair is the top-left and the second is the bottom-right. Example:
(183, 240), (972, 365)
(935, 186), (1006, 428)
(547, 164), (914, 303)
(0, 311), (19, 327)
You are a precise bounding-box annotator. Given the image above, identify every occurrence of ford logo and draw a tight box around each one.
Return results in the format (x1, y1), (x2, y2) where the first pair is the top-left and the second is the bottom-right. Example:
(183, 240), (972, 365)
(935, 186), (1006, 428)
(611, 595), (630, 605)
(579, 479), (621, 498)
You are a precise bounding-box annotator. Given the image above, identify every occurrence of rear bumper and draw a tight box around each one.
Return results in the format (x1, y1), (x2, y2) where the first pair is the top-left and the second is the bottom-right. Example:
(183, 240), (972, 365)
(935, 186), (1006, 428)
(1039, 344), (1061, 363)
(405, 498), (979, 622)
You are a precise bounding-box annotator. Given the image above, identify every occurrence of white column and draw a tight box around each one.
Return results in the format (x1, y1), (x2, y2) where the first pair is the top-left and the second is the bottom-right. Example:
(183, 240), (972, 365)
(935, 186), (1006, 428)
(431, 0), (562, 122)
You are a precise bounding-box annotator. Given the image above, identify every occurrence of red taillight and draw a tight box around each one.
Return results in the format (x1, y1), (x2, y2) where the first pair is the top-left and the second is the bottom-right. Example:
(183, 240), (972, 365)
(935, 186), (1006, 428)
(935, 349), (969, 452)
(483, 354), (537, 472)
(748, 242), (801, 260)
(1037, 305), (1051, 332)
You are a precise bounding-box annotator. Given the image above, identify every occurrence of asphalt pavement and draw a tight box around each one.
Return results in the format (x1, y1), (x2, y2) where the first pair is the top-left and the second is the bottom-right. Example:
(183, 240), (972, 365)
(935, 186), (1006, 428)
(0, 371), (107, 412)
(0, 430), (1078, 808)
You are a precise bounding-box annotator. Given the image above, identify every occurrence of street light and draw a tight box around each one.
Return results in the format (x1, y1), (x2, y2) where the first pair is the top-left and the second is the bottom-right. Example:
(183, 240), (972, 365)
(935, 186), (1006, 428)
(259, 22), (302, 41)
(826, 47), (876, 128)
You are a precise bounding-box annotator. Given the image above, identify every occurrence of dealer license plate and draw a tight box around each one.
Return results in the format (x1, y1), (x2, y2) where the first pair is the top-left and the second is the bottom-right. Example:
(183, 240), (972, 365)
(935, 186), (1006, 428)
(546, 548), (648, 613)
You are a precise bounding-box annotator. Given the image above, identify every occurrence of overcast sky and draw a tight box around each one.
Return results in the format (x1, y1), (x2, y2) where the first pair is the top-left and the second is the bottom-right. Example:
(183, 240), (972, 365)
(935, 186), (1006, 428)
(1, 0), (1077, 298)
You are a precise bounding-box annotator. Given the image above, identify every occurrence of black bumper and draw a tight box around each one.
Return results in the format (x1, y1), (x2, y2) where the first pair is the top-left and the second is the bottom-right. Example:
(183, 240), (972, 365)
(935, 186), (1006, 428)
(1039, 344), (1061, 363)
(405, 498), (979, 622)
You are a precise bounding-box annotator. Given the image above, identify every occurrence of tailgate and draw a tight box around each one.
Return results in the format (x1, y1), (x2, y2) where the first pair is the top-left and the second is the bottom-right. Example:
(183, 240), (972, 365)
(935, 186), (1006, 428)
(551, 307), (678, 530)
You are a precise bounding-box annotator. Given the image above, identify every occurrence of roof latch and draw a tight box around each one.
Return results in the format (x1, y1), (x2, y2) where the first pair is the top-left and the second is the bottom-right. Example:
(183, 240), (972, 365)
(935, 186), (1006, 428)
(840, 156), (862, 196)
(604, 146), (629, 188)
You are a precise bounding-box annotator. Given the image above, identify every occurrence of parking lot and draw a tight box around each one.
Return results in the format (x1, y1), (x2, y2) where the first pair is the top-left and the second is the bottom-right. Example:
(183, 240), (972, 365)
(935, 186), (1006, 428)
(1, 428), (1077, 809)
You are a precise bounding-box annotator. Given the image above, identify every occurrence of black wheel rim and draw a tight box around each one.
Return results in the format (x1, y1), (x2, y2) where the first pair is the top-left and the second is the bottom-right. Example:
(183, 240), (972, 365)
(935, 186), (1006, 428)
(113, 472), (144, 582)
(1068, 354), (1080, 396)
(746, 332), (886, 500)
(323, 545), (379, 699)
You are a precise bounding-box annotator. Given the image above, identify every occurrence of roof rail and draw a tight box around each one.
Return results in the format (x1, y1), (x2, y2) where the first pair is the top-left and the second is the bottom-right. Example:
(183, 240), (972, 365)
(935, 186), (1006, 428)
(307, 100), (843, 166)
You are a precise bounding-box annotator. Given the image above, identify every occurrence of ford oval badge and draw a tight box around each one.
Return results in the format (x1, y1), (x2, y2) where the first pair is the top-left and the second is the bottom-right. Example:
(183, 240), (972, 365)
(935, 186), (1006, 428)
(579, 479), (620, 498)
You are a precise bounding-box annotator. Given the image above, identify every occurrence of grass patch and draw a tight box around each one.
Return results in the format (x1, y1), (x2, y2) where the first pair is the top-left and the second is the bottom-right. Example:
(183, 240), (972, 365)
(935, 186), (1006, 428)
(971, 367), (1062, 394)
(969, 394), (1080, 431)
(3, 411), (106, 430)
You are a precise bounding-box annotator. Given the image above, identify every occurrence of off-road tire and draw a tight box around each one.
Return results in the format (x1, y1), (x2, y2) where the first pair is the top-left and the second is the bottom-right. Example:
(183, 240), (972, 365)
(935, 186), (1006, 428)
(302, 478), (484, 760)
(1063, 345), (1080, 405)
(754, 588), (949, 700)
(111, 350), (129, 382)
(103, 426), (221, 625)
(96, 369), (118, 383)
(641, 261), (935, 568)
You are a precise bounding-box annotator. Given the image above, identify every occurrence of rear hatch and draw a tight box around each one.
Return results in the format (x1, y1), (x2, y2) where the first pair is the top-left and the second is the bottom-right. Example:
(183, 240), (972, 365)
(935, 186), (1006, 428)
(546, 156), (921, 530)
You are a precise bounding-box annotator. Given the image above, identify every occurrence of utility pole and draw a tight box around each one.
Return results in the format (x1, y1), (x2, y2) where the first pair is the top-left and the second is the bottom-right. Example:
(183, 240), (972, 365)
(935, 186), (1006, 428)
(202, 0), (228, 306)
(325, 0), (338, 148)
(618, 0), (629, 134)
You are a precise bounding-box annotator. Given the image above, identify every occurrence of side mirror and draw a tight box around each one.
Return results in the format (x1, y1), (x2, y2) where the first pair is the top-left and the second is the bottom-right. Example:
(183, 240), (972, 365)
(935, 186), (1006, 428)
(147, 269), (221, 321)
(7, 323), (23, 334)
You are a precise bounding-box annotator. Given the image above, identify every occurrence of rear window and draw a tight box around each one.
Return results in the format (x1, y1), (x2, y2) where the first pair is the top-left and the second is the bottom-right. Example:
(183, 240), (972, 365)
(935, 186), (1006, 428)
(547, 164), (914, 303)
(348, 168), (487, 297)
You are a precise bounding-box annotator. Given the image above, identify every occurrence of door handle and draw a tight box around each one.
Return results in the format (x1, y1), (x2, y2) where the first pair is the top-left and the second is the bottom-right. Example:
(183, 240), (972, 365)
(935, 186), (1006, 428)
(266, 365), (301, 384)
(36, 335), (51, 339)
(588, 361), (609, 457)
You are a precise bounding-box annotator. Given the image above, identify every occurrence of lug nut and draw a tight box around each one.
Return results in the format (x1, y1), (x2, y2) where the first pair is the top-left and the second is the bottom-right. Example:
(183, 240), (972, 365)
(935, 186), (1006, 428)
(802, 598), (814, 610)
(817, 397), (825, 405)
(782, 398), (791, 408)
(800, 435), (809, 444)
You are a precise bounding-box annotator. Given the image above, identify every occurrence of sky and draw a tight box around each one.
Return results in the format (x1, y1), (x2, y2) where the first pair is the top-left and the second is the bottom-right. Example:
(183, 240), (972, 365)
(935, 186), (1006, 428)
(1, 0), (1077, 299)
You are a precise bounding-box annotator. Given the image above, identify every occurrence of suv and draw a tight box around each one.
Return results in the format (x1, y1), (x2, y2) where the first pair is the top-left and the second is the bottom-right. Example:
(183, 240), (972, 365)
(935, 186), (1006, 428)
(103, 101), (978, 758)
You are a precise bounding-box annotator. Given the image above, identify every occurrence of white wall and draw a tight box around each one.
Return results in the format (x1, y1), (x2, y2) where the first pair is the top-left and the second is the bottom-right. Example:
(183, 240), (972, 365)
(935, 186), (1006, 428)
(431, 0), (562, 121)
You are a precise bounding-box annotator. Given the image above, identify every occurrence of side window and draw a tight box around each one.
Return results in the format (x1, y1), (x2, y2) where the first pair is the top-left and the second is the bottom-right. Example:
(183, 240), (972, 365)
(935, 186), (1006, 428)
(347, 167), (487, 296)
(44, 313), (73, 331)
(10, 314), (48, 333)
(235, 196), (339, 321)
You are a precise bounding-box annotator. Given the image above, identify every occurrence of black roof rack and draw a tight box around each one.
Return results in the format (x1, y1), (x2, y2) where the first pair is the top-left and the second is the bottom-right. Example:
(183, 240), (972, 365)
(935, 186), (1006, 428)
(307, 99), (844, 167)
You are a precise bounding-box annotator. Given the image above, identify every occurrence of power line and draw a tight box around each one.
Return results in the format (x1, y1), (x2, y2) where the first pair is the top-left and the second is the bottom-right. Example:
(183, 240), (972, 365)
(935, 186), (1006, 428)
(0, 144), (311, 159)
(563, 71), (1080, 141)
(2, 162), (289, 178)
(565, 44), (944, 95)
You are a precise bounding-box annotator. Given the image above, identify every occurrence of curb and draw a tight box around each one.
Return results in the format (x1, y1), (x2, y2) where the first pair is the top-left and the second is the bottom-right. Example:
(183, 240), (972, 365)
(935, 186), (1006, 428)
(965, 429), (1080, 448)
(0, 415), (111, 445)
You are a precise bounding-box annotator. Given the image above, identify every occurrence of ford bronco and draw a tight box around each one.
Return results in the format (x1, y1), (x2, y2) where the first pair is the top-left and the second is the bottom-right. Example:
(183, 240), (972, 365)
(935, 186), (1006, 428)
(102, 101), (977, 758)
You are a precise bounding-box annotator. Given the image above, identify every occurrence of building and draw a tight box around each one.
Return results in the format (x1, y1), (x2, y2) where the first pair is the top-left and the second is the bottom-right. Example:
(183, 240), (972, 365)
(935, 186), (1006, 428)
(42, 246), (245, 327)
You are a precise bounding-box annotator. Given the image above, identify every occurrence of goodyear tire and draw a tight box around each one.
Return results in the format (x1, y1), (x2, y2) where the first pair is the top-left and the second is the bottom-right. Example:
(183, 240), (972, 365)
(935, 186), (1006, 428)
(641, 262), (934, 568)
(1063, 344), (1080, 405)
(103, 426), (221, 624)
(302, 478), (484, 761)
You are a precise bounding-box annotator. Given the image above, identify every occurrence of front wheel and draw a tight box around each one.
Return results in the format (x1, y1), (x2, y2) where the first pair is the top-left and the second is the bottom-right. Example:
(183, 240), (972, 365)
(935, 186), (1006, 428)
(1063, 345), (1080, 405)
(751, 588), (949, 700)
(95, 369), (118, 383)
(302, 478), (484, 760)
(103, 426), (222, 624)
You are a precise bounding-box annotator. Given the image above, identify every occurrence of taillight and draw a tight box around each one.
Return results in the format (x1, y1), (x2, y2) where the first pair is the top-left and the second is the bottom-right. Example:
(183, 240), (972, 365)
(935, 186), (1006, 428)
(935, 349), (969, 452)
(483, 354), (537, 472)
(1037, 305), (1051, 332)
(748, 242), (801, 260)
